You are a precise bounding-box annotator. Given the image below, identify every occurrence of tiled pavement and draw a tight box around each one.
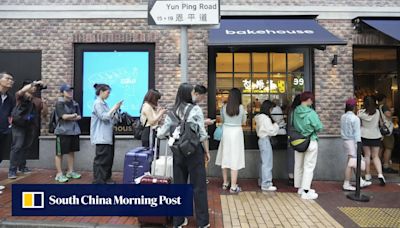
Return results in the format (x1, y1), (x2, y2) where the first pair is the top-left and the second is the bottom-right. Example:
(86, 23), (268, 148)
(0, 168), (399, 227)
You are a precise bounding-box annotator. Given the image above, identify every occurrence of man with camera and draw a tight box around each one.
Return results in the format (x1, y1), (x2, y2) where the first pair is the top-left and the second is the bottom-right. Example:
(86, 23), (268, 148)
(8, 80), (48, 179)
(0, 72), (15, 193)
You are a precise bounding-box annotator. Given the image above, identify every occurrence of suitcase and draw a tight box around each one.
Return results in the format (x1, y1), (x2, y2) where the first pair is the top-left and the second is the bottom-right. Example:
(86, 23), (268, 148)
(138, 134), (172, 226)
(122, 147), (153, 184)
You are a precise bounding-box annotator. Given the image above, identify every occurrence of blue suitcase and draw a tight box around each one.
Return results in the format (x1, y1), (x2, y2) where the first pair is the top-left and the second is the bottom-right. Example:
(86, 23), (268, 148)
(122, 147), (154, 184)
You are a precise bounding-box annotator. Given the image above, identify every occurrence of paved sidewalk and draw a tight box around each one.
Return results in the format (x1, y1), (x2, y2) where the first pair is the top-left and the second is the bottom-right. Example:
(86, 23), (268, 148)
(0, 168), (399, 227)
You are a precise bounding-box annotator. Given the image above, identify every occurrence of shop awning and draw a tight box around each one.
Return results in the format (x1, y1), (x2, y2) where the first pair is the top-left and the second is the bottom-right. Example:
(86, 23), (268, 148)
(360, 19), (400, 41)
(209, 19), (346, 46)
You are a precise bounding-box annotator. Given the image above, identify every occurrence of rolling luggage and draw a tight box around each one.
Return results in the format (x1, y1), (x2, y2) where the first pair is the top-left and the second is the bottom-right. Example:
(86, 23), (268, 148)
(138, 136), (172, 226)
(122, 147), (153, 184)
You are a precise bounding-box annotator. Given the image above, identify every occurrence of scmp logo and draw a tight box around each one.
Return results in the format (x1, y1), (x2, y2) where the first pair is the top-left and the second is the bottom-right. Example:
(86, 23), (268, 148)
(22, 192), (44, 209)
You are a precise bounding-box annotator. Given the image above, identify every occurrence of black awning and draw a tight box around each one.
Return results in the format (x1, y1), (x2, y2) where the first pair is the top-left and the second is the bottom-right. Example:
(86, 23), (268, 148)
(208, 19), (346, 46)
(360, 18), (400, 41)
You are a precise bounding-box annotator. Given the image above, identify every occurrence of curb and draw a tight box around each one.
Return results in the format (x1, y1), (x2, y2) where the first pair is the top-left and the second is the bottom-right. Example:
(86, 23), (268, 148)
(0, 220), (141, 228)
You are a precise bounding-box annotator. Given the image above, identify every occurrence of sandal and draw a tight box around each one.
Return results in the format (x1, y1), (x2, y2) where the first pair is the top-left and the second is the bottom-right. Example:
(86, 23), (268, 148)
(222, 182), (230, 190)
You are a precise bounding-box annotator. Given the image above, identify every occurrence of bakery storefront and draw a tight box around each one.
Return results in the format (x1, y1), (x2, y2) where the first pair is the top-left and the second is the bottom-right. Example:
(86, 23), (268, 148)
(207, 18), (346, 149)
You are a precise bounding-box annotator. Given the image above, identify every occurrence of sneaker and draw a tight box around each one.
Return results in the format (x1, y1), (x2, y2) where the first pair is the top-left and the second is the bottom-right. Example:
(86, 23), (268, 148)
(365, 174), (372, 181)
(342, 183), (356, 191)
(18, 167), (31, 174)
(8, 171), (17, 179)
(198, 224), (210, 228)
(262, 185), (277, 192)
(230, 186), (242, 194)
(378, 174), (386, 186)
(297, 188), (315, 195)
(360, 179), (372, 188)
(301, 190), (318, 200)
(66, 171), (81, 179)
(0, 185), (5, 190)
(177, 217), (188, 228)
(383, 167), (397, 174)
(55, 174), (69, 183)
(222, 182), (230, 190)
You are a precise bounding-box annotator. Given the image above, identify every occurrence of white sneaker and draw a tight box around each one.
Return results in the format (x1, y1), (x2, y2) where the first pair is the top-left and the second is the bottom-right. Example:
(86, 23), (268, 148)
(0, 185), (5, 190)
(177, 217), (188, 228)
(360, 179), (372, 188)
(297, 188), (315, 195)
(262, 185), (277, 192)
(365, 174), (372, 181)
(301, 190), (319, 200)
(343, 183), (356, 191)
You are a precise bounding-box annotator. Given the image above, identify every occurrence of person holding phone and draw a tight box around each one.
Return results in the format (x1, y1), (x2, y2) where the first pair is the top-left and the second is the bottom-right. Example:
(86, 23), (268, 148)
(90, 83), (122, 184)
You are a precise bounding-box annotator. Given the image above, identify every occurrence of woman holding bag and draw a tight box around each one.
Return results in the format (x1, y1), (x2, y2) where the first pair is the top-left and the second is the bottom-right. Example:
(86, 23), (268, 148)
(358, 96), (385, 186)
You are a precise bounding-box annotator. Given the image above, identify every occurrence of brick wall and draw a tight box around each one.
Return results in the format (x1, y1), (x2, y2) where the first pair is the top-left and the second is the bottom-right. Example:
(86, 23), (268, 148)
(0, 19), (208, 134)
(1, 0), (400, 6)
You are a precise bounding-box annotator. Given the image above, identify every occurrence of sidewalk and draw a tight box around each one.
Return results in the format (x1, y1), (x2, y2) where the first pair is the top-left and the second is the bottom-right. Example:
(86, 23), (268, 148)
(0, 168), (399, 227)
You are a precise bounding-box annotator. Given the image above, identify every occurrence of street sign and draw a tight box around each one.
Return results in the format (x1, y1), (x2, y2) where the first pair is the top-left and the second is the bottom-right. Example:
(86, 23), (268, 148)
(148, 0), (220, 25)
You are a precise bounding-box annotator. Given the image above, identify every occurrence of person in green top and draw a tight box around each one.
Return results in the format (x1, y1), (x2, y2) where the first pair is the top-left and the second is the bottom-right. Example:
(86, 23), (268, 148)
(293, 91), (323, 200)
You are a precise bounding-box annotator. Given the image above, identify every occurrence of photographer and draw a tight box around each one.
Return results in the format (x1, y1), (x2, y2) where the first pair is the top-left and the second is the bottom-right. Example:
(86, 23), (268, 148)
(8, 80), (48, 179)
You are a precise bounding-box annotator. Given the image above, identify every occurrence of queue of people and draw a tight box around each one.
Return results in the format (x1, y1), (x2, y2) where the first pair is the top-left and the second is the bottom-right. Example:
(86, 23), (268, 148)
(0, 72), (397, 212)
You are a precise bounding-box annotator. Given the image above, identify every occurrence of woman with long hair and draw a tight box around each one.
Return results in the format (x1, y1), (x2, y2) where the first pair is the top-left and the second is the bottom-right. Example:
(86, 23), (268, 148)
(358, 96), (385, 185)
(215, 88), (246, 193)
(140, 89), (166, 147)
(286, 94), (301, 185)
(90, 83), (122, 184)
(157, 83), (210, 228)
(255, 100), (279, 191)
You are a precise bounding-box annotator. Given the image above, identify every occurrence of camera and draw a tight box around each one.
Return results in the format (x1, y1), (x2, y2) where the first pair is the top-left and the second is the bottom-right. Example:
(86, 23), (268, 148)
(35, 84), (47, 90)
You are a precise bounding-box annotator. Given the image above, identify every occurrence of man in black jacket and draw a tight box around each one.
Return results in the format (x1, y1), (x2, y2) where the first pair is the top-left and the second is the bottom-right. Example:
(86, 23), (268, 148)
(0, 72), (15, 194)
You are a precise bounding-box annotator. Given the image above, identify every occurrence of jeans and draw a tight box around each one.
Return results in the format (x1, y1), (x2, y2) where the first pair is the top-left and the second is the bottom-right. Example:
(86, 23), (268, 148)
(294, 140), (318, 190)
(173, 144), (209, 227)
(258, 137), (273, 188)
(9, 126), (36, 172)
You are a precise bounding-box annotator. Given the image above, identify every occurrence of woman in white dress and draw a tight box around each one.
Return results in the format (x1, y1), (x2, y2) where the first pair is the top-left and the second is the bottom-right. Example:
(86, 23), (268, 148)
(215, 88), (246, 193)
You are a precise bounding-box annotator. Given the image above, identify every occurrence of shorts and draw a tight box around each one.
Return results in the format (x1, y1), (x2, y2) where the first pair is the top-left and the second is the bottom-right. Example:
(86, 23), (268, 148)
(56, 135), (80, 156)
(361, 138), (381, 147)
(382, 135), (395, 150)
(343, 140), (357, 157)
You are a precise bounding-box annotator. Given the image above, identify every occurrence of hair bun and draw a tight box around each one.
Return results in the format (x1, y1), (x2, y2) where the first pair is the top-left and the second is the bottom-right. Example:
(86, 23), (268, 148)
(93, 83), (98, 89)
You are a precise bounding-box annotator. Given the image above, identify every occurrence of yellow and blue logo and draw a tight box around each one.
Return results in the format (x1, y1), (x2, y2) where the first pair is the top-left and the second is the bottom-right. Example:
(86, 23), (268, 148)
(22, 192), (44, 209)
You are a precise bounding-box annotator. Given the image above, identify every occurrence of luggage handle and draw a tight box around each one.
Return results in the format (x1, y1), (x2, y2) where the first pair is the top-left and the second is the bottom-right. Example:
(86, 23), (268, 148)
(150, 128), (169, 177)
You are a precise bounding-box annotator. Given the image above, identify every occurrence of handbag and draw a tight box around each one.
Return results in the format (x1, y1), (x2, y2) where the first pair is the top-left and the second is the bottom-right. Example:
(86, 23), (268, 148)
(133, 118), (147, 139)
(213, 126), (223, 141)
(288, 113), (310, 152)
(378, 107), (391, 136)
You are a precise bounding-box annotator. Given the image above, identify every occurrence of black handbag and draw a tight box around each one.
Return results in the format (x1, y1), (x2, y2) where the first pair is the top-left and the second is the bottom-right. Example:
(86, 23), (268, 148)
(133, 118), (147, 139)
(378, 108), (391, 136)
(288, 113), (310, 152)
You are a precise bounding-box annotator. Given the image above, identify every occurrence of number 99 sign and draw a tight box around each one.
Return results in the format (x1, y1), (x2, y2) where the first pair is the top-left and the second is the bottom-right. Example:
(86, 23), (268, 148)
(293, 78), (304, 86)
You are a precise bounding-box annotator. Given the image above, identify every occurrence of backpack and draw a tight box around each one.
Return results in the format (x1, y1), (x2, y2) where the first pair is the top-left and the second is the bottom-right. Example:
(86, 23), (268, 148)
(11, 100), (36, 127)
(169, 104), (200, 157)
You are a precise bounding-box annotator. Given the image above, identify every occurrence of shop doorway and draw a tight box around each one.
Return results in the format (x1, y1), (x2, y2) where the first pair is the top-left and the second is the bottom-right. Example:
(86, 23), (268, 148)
(353, 47), (400, 164)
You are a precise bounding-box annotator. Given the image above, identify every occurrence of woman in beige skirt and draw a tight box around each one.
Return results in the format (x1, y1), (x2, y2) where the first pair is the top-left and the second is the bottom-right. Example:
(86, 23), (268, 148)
(215, 88), (246, 193)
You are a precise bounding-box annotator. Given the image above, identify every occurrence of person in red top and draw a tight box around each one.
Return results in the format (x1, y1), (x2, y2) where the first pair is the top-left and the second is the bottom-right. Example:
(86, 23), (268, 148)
(8, 80), (48, 179)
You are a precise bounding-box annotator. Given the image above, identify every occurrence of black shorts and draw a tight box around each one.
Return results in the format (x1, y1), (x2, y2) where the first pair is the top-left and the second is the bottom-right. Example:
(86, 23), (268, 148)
(56, 135), (80, 156)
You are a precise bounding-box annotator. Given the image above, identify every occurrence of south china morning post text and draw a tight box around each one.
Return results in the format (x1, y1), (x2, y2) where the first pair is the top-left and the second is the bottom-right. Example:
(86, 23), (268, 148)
(49, 194), (182, 208)
(12, 184), (193, 216)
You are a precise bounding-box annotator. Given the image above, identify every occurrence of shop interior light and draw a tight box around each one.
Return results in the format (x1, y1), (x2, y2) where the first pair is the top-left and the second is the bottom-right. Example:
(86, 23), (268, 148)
(331, 54), (338, 66)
